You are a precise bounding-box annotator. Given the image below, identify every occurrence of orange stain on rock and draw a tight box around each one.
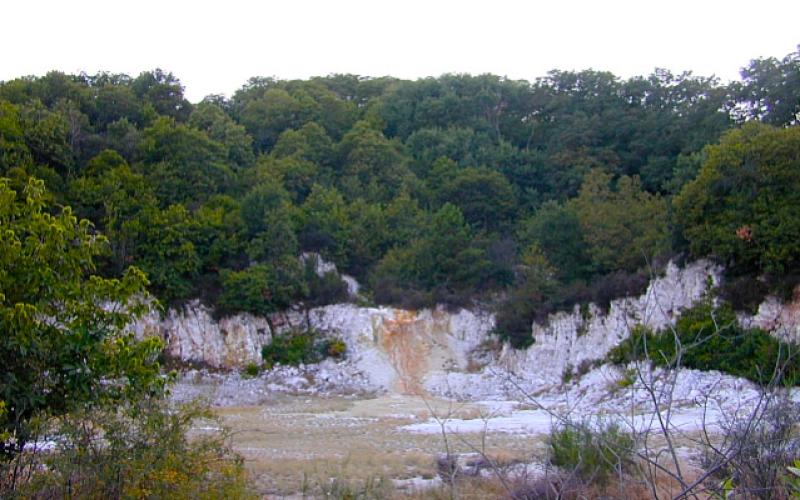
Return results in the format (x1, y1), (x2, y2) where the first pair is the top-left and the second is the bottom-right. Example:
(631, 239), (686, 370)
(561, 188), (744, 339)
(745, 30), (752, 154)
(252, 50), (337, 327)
(378, 310), (432, 395)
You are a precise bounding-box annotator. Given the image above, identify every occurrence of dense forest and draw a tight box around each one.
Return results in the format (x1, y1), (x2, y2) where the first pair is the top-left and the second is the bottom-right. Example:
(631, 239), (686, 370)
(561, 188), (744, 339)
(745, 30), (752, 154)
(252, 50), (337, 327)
(1, 47), (799, 349)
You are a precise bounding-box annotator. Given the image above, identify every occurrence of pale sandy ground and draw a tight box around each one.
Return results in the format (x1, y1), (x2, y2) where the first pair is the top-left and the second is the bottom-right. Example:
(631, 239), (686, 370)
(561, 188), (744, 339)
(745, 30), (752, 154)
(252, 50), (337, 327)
(210, 395), (546, 497)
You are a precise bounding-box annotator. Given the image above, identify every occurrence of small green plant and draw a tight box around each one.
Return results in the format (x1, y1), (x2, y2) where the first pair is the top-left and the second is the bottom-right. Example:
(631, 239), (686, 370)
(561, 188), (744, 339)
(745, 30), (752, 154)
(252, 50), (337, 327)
(261, 328), (347, 366)
(548, 419), (634, 485)
(243, 362), (260, 378)
(616, 368), (637, 389)
(14, 398), (254, 499)
(561, 364), (574, 384)
(326, 338), (347, 359)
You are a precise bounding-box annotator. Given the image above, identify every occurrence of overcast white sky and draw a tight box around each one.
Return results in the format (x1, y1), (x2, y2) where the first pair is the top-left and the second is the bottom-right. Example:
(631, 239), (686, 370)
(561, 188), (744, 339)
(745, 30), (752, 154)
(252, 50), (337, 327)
(3, 0), (798, 102)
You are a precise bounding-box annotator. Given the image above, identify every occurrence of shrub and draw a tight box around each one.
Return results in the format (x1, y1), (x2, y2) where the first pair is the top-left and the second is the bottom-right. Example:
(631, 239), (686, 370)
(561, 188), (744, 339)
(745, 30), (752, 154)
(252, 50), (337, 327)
(11, 398), (254, 499)
(674, 123), (800, 278)
(261, 329), (347, 366)
(548, 419), (634, 485)
(243, 362), (260, 378)
(608, 301), (800, 385)
(217, 261), (306, 318)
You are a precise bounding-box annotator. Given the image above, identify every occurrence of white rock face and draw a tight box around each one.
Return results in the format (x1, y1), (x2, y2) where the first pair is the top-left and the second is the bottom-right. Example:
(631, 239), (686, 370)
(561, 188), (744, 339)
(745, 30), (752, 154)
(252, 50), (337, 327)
(740, 290), (800, 343)
(132, 300), (272, 369)
(135, 259), (800, 400)
(496, 260), (721, 385)
(300, 252), (361, 298)
(291, 305), (495, 393)
(134, 300), (495, 393)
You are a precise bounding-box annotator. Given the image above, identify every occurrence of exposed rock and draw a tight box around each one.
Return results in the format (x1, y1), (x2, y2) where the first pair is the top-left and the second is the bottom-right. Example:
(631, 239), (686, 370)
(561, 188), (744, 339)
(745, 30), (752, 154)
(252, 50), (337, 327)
(132, 300), (272, 369)
(299, 305), (494, 394)
(496, 260), (721, 385)
(300, 252), (361, 298)
(170, 359), (376, 406)
(739, 286), (800, 343)
(134, 259), (800, 401)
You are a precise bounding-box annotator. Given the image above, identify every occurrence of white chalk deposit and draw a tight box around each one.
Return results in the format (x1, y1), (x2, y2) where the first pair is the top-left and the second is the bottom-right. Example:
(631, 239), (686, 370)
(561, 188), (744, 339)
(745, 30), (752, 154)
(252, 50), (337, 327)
(134, 260), (800, 403)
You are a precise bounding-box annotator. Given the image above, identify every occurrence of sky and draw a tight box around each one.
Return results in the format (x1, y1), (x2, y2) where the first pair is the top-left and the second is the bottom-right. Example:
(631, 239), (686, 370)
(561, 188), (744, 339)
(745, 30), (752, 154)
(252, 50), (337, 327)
(3, 0), (799, 102)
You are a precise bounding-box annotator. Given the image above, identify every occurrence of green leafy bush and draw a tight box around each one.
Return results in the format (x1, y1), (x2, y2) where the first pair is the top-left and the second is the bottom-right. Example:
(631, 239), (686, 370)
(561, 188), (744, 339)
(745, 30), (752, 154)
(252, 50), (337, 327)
(11, 398), (254, 499)
(217, 260), (306, 317)
(261, 329), (346, 367)
(243, 362), (260, 378)
(548, 419), (634, 485)
(608, 301), (800, 385)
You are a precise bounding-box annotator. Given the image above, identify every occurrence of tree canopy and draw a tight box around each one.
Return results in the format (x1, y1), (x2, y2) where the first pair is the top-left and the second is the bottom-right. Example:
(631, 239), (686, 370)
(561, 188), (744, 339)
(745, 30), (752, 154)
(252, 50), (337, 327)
(0, 48), (797, 333)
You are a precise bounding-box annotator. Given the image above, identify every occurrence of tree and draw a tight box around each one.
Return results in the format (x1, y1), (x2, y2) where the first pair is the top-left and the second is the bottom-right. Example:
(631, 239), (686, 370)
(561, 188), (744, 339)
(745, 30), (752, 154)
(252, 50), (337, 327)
(111, 204), (201, 305)
(0, 177), (164, 461)
(217, 261), (305, 318)
(131, 69), (191, 122)
(297, 184), (351, 264)
(0, 101), (32, 174)
(138, 117), (233, 206)
(674, 122), (800, 276)
(188, 101), (255, 168)
(272, 121), (336, 168)
(518, 201), (591, 282)
(336, 120), (416, 202)
(239, 180), (292, 237)
(237, 88), (315, 151)
(494, 243), (558, 348)
(739, 46), (800, 126)
(568, 169), (670, 274)
(371, 203), (491, 306)
(437, 166), (517, 231)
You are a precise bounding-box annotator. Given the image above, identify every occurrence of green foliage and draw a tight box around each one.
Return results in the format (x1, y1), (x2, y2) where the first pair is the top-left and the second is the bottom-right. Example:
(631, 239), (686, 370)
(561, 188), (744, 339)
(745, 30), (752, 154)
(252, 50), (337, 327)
(261, 329), (346, 367)
(371, 203), (491, 308)
(493, 244), (557, 348)
(218, 261), (305, 317)
(131, 69), (191, 121)
(13, 398), (254, 499)
(0, 177), (164, 459)
(738, 47), (800, 126)
(0, 100), (32, 173)
(302, 256), (349, 308)
(243, 362), (261, 378)
(1, 52), (798, 336)
(787, 460), (800, 495)
(297, 184), (351, 263)
(518, 201), (591, 282)
(548, 419), (634, 485)
(608, 300), (800, 385)
(237, 87), (315, 151)
(437, 166), (516, 231)
(138, 116), (232, 206)
(239, 180), (292, 237)
(114, 204), (202, 305)
(337, 120), (416, 202)
(189, 101), (255, 168)
(568, 169), (671, 274)
(674, 122), (800, 276)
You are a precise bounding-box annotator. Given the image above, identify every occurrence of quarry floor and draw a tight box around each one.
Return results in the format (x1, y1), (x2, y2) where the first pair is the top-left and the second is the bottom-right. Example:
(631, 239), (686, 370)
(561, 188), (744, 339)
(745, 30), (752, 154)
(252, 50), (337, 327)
(211, 395), (545, 497)
(203, 393), (717, 498)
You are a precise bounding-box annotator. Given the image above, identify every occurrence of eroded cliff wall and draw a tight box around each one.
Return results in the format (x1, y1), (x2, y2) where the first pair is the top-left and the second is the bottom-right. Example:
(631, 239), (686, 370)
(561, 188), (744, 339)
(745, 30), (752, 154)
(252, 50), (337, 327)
(134, 259), (800, 398)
